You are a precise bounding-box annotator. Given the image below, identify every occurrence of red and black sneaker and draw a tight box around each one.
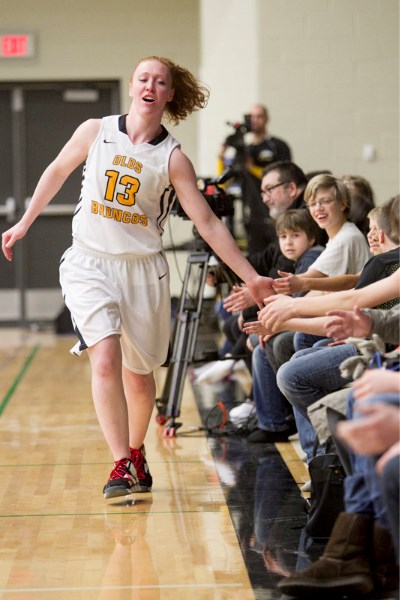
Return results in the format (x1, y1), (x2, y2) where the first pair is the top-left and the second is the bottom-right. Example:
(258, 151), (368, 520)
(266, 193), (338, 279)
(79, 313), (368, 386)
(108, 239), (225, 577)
(130, 445), (153, 492)
(103, 458), (139, 499)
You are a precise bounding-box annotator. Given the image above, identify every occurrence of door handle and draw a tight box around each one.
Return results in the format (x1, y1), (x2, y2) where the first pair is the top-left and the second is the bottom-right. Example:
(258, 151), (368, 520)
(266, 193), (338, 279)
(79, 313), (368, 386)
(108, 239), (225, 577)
(0, 197), (17, 222)
(24, 197), (75, 216)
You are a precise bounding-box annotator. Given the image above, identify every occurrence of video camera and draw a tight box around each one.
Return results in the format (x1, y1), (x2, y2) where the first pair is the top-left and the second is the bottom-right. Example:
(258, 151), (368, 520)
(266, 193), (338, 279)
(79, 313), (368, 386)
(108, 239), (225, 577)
(224, 114), (252, 151)
(171, 168), (235, 220)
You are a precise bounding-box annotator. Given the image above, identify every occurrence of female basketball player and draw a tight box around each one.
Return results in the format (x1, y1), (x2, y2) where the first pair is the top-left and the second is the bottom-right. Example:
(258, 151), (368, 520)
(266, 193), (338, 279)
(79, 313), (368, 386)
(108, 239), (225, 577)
(2, 56), (274, 499)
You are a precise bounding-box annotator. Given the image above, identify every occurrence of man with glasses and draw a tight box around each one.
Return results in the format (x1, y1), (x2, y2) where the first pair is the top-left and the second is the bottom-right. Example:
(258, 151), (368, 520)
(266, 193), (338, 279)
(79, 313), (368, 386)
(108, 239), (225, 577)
(261, 161), (309, 219)
(194, 161), (308, 389)
(199, 162), (319, 416)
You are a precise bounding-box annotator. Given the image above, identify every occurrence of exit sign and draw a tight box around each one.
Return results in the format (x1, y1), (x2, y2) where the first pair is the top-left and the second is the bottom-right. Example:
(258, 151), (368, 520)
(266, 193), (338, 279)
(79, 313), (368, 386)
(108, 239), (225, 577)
(0, 34), (35, 58)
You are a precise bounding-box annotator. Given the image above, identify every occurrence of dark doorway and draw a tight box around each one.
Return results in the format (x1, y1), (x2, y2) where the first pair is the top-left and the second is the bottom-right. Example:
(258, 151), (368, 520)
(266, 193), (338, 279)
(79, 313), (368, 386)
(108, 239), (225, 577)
(0, 80), (119, 325)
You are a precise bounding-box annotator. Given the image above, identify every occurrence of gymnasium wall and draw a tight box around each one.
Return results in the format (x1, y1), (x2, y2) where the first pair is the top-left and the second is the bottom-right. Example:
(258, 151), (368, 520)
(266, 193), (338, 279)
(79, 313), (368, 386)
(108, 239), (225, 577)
(0, 0), (201, 164)
(199, 0), (399, 204)
(1, 0), (398, 203)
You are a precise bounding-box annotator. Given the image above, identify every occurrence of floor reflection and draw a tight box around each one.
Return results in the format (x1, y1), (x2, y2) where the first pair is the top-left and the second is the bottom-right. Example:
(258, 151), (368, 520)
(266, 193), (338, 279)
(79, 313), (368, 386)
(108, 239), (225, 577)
(192, 378), (316, 600)
(101, 500), (160, 600)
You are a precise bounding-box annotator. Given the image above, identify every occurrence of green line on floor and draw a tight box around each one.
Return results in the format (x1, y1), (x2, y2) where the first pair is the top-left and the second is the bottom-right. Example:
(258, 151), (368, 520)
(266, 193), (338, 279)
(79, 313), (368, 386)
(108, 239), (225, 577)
(0, 344), (40, 417)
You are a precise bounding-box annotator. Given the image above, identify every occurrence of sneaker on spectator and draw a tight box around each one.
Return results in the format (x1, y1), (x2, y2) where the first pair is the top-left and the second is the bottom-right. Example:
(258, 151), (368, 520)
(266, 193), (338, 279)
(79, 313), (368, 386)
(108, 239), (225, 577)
(246, 417), (298, 443)
(130, 445), (153, 492)
(247, 428), (294, 443)
(232, 359), (247, 373)
(103, 458), (139, 499)
(190, 362), (214, 382)
(229, 399), (256, 426)
(195, 358), (235, 384)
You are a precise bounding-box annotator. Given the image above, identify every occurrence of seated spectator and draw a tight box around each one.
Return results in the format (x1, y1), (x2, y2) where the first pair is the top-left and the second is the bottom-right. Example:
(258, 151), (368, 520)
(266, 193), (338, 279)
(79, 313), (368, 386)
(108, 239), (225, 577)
(195, 204), (324, 393)
(237, 209), (324, 439)
(192, 162), (312, 385)
(198, 171), (369, 384)
(337, 373), (400, 565)
(278, 358), (399, 598)
(244, 196), (399, 458)
(273, 195), (398, 297)
(284, 173), (371, 280)
(237, 176), (372, 440)
(258, 195), (400, 334)
(342, 174), (375, 239)
(274, 172), (370, 349)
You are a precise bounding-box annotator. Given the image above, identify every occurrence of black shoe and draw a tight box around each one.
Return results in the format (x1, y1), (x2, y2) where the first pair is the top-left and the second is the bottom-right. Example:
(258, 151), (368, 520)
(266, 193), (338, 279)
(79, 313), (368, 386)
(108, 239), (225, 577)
(247, 428), (292, 443)
(130, 445), (153, 492)
(103, 458), (139, 499)
(284, 416), (298, 436)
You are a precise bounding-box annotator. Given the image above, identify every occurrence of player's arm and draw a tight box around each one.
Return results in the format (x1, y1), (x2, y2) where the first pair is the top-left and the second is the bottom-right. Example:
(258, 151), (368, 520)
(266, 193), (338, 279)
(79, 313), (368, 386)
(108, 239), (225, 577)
(2, 119), (100, 261)
(169, 148), (275, 305)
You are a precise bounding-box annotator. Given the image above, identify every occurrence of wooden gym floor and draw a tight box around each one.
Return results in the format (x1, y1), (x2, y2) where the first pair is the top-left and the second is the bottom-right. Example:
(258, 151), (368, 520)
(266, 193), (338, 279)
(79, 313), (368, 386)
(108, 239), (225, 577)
(0, 329), (311, 600)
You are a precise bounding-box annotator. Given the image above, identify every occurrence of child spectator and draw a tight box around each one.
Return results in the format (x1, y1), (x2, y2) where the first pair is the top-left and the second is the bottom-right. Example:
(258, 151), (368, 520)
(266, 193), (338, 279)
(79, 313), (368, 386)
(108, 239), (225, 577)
(235, 175), (371, 435)
(231, 209), (324, 432)
(257, 195), (399, 460)
(342, 174), (375, 239)
(274, 209), (324, 292)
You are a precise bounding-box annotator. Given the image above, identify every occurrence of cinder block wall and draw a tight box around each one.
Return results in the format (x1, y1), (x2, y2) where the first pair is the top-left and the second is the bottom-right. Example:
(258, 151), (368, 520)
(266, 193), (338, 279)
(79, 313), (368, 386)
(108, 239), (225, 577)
(199, 0), (399, 203)
(1, 0), (398, 205)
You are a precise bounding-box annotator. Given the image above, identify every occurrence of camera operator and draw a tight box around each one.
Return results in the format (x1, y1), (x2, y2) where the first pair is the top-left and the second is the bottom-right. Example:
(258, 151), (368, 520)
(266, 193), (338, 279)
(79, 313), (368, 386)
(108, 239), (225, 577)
(218, 104), (292, 254)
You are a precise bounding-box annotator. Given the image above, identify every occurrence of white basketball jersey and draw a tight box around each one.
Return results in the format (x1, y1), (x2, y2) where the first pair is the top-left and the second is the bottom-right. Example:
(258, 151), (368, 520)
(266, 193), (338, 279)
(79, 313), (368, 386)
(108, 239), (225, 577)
(72, 115), (180, 255)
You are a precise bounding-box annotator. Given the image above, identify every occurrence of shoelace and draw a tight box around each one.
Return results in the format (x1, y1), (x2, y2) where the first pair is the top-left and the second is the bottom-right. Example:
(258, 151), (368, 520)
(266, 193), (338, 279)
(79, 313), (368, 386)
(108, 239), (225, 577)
(130, 449), (145, 479)
(109, 458), (133, 481)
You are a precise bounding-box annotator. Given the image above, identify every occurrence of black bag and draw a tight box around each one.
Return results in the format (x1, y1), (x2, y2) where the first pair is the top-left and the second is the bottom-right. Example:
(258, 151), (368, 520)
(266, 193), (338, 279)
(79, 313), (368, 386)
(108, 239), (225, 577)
(305, 437), (345, 540)
(55, 304), (74, 334)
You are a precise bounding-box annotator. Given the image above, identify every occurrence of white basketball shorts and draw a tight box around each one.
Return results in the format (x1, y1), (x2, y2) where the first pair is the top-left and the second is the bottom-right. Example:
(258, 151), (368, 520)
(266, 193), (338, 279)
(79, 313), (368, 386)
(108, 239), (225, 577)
(59, 243), (171, 374)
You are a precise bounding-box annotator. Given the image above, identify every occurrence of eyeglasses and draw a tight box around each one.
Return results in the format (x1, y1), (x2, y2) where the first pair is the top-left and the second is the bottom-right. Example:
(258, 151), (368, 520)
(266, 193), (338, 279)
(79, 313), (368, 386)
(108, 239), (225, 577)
(367, 228), (380, 240)
(307, 198), (337, 210)
(261, 181), (289, 196)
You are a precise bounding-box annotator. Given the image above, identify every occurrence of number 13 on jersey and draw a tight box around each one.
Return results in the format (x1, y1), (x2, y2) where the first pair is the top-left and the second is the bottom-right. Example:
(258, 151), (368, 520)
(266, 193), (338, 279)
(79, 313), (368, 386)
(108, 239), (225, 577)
(104, 170), (141, 207)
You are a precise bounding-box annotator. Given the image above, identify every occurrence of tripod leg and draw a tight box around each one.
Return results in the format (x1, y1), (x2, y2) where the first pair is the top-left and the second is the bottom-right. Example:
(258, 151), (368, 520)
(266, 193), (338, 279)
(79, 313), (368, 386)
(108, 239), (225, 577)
(161, 251), (210, 437)
(155, 318), (177, 424)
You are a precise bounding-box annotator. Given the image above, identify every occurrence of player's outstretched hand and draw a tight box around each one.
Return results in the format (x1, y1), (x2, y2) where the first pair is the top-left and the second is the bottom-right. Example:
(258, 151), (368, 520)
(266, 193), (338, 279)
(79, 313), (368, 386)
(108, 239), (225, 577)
(2, 222), (28, 262)
(246, 276), (275, 308)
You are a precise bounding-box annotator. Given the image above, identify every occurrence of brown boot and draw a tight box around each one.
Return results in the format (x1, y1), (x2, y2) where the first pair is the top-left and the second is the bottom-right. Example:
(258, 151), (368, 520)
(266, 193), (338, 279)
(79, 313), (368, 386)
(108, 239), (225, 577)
(373, 523), (399, 594)
(278, 512), (374, 597)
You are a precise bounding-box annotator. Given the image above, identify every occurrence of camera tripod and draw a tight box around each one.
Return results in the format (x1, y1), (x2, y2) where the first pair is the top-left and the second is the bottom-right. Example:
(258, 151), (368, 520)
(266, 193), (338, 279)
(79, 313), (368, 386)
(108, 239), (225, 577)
(156, 249), (238, 437)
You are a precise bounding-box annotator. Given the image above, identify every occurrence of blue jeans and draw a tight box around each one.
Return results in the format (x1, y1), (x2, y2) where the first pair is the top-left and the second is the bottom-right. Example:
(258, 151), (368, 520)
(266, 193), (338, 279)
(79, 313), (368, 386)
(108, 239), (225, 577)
(264, 331), (295, 373)
(252, 344), (291, 431)
(215, 300), (234, 356)
(293, 332), (329, 352)
(344, 392), (400, 531)
(382, 454), (400, 561)
(276, 344), (356, 461)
